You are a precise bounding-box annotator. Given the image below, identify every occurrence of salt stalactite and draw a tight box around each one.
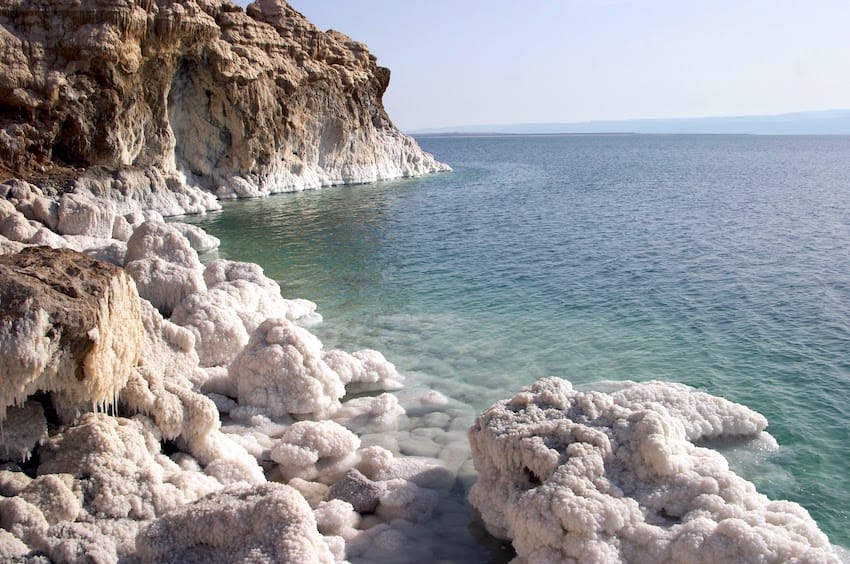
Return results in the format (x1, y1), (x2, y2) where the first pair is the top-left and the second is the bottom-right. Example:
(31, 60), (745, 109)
(0, 247), (144, 426)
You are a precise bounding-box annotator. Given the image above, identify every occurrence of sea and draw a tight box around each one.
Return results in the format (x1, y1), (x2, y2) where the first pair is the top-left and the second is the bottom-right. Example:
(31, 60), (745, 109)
(183, 133), (850, 557)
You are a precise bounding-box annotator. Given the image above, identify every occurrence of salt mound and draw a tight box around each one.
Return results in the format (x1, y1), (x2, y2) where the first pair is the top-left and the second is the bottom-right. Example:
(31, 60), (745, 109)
(136, 482), (335, 563)
(468, 377), (841, 563)
(230, 318), (345, 419)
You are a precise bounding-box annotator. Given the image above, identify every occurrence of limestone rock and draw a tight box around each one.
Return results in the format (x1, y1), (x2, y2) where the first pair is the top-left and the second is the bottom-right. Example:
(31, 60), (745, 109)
(0, 0), (448, 216)
(0, 246), (144, 422)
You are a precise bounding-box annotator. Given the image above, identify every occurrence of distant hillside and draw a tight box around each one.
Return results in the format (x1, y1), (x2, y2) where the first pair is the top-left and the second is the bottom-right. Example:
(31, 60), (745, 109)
(414, 110), (850, 136)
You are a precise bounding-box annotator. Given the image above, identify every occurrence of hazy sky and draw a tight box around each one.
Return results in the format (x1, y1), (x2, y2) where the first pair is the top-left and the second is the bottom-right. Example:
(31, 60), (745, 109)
(239, 1), (850, 131)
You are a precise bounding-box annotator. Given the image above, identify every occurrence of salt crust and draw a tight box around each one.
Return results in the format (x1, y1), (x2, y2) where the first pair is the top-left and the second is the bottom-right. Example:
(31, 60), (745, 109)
(0, 182), (459, 561)
(469, 377), (841, 563)
(135, 482), (335, 563)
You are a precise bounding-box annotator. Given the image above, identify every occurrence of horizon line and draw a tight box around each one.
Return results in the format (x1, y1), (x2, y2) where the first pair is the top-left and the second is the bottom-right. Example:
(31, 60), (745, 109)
(407, 108), (850, 135)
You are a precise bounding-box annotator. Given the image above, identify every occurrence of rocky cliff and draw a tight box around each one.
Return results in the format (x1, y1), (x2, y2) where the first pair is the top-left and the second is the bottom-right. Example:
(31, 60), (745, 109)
(0, 0), (448, 215)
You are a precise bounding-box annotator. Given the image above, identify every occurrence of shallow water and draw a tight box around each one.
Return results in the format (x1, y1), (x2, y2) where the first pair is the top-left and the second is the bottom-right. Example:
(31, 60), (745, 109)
(184, 134), (850, 551)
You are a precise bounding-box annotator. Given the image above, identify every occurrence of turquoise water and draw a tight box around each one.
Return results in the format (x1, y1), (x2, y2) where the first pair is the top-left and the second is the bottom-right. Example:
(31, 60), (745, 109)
(185, 134), (850, 549)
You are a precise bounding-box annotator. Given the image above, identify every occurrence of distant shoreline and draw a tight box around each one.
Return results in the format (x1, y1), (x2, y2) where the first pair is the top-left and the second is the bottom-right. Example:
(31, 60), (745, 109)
(410, 108), (850, 136)
(412, 131), (850, 139)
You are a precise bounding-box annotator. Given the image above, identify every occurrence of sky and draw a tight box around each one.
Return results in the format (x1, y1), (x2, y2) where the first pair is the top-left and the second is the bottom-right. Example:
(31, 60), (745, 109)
(237, 1), (850, 132)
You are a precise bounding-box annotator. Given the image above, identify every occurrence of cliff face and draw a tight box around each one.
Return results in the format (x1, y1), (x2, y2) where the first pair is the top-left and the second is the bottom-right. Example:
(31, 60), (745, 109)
(0, 0), (447, 213)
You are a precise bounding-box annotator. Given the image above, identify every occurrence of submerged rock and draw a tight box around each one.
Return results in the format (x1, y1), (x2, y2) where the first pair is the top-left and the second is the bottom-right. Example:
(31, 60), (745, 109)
(0, 246), (144, 423)
(468, 377), (841, 563)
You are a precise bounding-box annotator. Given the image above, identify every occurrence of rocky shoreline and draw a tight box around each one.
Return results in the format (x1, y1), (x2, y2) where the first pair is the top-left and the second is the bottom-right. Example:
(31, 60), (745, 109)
(0, 0), (843, 562)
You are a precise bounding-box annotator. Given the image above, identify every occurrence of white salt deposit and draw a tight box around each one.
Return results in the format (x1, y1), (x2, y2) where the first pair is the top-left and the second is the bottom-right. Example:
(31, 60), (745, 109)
(468, 377), (841, 563)
(230, 318), (346, 419)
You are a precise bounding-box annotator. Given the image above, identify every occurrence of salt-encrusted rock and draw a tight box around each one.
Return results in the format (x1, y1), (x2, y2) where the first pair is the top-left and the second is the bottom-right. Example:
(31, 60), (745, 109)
(0, 470), (32, 496)
(125, 258), (205, 317)
(134, 299), (200, 385)
(468, 377), (841, 563)
(323, 349), (404, 392)
(0, 247), (144, 422)
(28, 227), (69, 249)
(135, 482), (335, 563)
(170, 289), (249, 367)
(230, 318), (345, 418)
(314, 498), (360, 540)
(0, 528), (29, 559)
(169, 222), (220, 254)
(42, 521), (119, 564)
(37, 414), (221, 521)
(0, 496), (49, 554)
(0, 234), (26, 255)
(171, 259), (318, 368)
(19, 474), (81, 525)
(289, 478), (330, 509)
(125, 220), (202, 270)
(202, 259), (319, 324)
(357, 445), (454, 491)
(326, 468), (383, 514)
(124, 220), (205, 315)
(56, 193), (116, 238)
(119, 302), (266, 488)
(0, 0), (447, 216)
(0, 209), (37, 243)
(333, 392), (407, 433)
(376, 478), (440, 523)
(270, 420), (360, 484)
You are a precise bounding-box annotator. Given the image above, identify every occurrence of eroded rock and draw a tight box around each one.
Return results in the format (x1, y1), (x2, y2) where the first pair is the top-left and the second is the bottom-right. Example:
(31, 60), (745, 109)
(0, 247), (144, 422)
(0, 0), (448, 215)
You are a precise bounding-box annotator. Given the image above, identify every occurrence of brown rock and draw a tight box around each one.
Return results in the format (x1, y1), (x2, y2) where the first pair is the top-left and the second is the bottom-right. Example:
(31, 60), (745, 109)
(0, 246), (144, 422)
(326, 468), (383, 514)
(0, 0), (447, 207)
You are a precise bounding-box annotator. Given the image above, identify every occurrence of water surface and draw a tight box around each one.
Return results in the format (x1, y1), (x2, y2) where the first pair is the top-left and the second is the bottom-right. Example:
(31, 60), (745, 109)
(185, 134), (850, 550)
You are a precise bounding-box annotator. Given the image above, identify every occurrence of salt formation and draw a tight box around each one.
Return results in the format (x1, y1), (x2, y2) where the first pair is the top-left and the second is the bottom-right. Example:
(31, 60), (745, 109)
(136, 482), (336, 563)
(125, 220), (206, 315)
(271, 420), (360, 483)
(0, 246), (144, 424)
(468, 377), (842, 563)
(0, 190), (468, 561)
(230, 318), (347, 419)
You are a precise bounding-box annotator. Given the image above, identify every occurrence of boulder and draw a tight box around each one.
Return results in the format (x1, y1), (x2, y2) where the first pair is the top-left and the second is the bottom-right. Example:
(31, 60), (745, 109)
(135, 482), (335, 563)
(0, 247), (144, 422)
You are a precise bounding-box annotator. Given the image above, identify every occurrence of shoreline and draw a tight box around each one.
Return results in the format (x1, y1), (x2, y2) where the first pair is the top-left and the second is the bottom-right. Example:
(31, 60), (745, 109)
(0, 169), (847, 561)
